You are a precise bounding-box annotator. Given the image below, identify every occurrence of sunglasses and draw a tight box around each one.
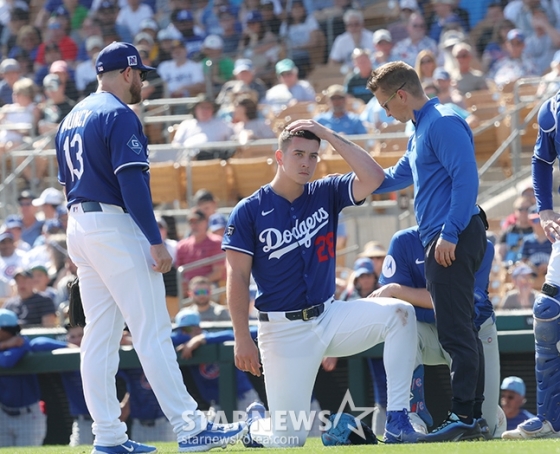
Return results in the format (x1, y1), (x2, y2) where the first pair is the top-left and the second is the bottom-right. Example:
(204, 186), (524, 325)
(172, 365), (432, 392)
(193, 288), (210, 296)
(381, 82), (406, 111)
(119, 67), (148, 81)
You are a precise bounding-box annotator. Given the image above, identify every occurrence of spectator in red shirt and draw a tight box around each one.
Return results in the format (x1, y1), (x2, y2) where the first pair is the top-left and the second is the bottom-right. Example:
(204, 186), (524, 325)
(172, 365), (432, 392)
(34, 17), (78, 68)
(175, 209), (225, 295)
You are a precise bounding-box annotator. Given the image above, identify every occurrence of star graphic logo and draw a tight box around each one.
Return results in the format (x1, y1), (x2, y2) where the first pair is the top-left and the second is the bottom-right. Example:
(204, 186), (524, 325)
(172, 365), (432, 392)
(330, 389), (376, 440)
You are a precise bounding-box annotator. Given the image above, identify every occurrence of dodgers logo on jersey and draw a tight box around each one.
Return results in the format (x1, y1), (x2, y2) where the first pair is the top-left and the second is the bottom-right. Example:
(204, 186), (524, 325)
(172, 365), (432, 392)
(127, 135), (143, 154)
(258, 207), (329, 260)
(127, 55), (138, 66)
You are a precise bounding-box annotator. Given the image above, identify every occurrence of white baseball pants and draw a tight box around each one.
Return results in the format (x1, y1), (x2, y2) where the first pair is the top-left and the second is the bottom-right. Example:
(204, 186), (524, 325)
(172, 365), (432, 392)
(67, 204), (206, 447)
(416, 315), (500, 434)
(251, 297), (417, 447)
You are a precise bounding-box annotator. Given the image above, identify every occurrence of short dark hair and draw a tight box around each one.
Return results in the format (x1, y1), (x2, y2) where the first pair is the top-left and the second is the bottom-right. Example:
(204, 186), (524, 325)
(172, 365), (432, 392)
(367, 61), (424, 98)
(278, 129), (320, 152)
(234, 96), (258, 120)
(0, 325), (21, 336)
(193, 189), (215, 204)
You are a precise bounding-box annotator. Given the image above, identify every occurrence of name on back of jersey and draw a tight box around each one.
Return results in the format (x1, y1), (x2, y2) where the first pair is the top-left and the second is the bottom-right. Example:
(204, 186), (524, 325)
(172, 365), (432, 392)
(60, 110), (93, 132)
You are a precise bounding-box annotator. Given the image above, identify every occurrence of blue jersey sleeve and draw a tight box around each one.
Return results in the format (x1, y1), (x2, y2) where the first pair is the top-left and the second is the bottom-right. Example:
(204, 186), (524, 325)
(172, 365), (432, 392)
(533, 97), (559, 212)
(0, 338), (30, 368)
(117, 167), (162, 245)
(380, 227), (435, 324)
(29, 337), (68, 352)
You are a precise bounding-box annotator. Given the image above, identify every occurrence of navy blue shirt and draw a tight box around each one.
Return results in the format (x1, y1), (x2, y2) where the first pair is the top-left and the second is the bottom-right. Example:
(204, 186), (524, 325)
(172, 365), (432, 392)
(223, 174), (360, 311)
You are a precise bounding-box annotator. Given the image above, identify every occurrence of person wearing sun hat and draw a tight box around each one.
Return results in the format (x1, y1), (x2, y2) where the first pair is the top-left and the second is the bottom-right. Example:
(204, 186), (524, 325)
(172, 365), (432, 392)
(264, 58), (316, 108)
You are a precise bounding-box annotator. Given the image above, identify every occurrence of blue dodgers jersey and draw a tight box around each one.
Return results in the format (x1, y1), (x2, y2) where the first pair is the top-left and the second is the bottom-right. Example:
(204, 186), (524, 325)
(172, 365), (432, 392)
(223, 173), (359, 312)
(55, 92), (150, 207)
(380, 226), (495, 329)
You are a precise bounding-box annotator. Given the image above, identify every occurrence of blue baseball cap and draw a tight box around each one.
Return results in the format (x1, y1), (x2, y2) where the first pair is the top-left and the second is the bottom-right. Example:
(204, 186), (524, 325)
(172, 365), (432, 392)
(175, 309), (201, 328)
(0, 308), (18, 328)
(4, 214), (23, 229)
(353, 257), (375, 278)
(507, 29), (525, 43)
(173, 9), (194, 22)
(96, 41), (155, 75)
(246, 10), (263, 23)
(434, 67), (450, 80)
(501, 376), (525, 397)
(209, 213), (227, 232)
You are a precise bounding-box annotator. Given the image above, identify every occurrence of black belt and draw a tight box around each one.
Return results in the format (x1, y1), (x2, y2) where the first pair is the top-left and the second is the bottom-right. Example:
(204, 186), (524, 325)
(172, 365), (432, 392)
(259, 302), (326, 322)
(81, 201), (127, 213)
(1, 405), (32, 417)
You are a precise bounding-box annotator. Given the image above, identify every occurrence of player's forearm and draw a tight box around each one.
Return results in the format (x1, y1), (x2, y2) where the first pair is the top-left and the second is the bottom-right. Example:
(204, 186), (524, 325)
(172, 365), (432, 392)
(227, 276), (252, 340)
(385, 283), (433, 309)
(326, 131), (385, 197)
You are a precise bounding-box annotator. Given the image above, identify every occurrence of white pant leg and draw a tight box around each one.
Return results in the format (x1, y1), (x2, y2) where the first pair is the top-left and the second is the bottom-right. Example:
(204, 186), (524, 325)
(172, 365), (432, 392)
(252, 297), (416, 447)
(546, 241), (560, 286)
(307, 399), (323, 438)
(479, 316), (500, 434)
(323, 298), (417, 411)
(252, 318), (326, 447)
(0, 409), (13, 447)
(13, 403), (46, 447)
(69, 417), (94, 446)
(67, 212), (205, 446)
(416, 321), (449, 367)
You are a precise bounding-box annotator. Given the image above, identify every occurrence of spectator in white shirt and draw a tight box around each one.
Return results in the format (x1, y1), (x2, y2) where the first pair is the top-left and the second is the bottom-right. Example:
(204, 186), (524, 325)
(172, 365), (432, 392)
(157, 39), (205, 98)
(116, 0), (154, 38)
(328, 10), (374, 66)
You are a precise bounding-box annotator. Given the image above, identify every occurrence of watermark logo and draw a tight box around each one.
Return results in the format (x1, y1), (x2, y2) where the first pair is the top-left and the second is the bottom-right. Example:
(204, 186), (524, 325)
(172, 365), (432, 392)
(180, 390), (376, 441)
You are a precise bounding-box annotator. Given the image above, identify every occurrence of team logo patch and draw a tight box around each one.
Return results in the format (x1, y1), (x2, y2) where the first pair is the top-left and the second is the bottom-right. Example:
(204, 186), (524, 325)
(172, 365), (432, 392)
(226, 225), (235, 236)
(381, 255), (396, 278)
(127, 55), (137, 66)
(127, 135), (143, 154)
(97, 64), (103, 72)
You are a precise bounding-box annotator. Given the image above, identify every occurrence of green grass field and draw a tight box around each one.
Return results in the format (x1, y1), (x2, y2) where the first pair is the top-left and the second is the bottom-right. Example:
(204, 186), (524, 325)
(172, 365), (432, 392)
(3, 438), (560, 454)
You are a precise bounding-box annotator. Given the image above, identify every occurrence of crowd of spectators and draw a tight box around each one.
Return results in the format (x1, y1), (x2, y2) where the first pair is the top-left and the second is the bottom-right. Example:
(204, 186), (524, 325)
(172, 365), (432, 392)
(0, 0), (556, 446)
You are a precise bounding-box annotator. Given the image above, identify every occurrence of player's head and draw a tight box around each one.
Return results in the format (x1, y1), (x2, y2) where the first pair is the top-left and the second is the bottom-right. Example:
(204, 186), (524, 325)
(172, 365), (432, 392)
(0, 308), (20, 341)
(189, 276), (213, 306)
(277, 128), (321, 184)
(367, 61), (424, 123)
(194, 189), (217, 217)
(65, 324), (84, 346)
(500, 376), (526, 414)
(95, 41), (155, 104)
(174, 309), (202, 336)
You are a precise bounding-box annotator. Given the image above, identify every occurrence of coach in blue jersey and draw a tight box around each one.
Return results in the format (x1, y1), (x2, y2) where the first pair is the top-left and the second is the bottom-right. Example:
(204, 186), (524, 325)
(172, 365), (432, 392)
(373, 227), (501, 438)
(223, 120), (423, 446)
(502, 89), (560, 440)
(367, 61), (487, 442)
(55, 41), (246, 454)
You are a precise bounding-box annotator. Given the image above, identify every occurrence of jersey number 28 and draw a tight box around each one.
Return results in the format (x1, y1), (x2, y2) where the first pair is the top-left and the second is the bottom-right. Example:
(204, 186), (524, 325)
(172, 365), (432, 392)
(315, 232), (335, 262)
